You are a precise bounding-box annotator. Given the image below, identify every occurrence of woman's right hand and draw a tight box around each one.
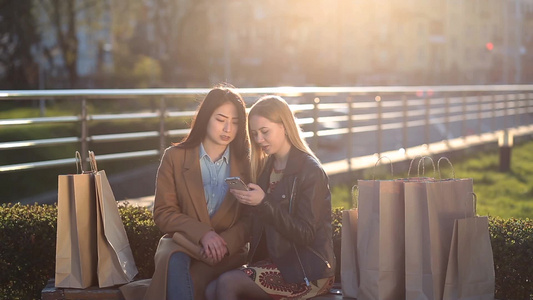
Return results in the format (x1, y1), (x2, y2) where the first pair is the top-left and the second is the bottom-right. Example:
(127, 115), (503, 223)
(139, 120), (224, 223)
(230, 183), (265, 206)
(200, 231), (228, 263)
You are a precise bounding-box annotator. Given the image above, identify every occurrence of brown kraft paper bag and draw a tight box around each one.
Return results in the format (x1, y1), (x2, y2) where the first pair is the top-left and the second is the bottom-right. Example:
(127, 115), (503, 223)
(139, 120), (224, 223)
(55, 152), (98, 288)
(404, 157), (474, 300)
(341, 208), (360, 298)
(90, 151), (138, 287)
(443, 194), (495, 300)
(357, 178), (406, 300)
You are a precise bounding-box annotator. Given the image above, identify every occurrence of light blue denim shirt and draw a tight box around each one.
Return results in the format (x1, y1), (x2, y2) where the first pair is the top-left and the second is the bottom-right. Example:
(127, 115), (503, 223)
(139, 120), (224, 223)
(199, 143), (230, 218)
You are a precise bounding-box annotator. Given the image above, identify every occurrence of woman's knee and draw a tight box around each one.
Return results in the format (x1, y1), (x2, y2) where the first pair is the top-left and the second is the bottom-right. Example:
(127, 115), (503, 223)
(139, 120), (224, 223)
(216, 270), (248, 292)
(215, 270), (270, 300)
(167, 251), (193, 292)
(205, 279), (217, 300)
(168, 251), (191, 268)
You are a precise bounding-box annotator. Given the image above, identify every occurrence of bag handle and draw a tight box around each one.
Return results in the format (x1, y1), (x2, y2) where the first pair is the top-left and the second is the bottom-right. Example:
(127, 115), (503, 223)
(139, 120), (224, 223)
(407, 155), (422, 177)
(75, 151), (84, 174)
(467, 192), (477, 218)
(407, 155), (436, 178)
(437, 157), (456, 179)
(372, 156), (393, 179)
(351, 185), (358, 209)
(417, 156), (436, 178)
(88, 151), (98, 172)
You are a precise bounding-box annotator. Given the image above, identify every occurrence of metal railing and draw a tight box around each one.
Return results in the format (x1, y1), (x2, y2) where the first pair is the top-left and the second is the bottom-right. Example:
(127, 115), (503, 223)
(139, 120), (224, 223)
(1, 85), (533, 174)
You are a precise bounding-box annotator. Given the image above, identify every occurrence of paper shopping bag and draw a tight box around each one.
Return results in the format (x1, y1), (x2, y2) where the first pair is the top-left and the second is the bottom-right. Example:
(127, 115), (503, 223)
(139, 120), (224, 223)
(55, 152), (97, 288)
(427, 178), (474, 298)
(404, 178), (434, 300)
(357, 179), (406, 300)
(443, 195), (495, 300)
(90, 151), (138, 287)
(341, 209), (359, 298)
(404, 157), (474, 300)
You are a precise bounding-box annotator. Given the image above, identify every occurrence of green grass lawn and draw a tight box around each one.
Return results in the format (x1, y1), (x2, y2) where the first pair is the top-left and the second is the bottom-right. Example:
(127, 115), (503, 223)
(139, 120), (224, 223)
(331, 138), (533, 219)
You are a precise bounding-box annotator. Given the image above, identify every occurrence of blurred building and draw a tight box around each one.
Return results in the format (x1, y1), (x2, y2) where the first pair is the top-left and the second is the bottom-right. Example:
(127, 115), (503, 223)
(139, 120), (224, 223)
(204, 0), (533, 86)
(26, 0), (533, 88)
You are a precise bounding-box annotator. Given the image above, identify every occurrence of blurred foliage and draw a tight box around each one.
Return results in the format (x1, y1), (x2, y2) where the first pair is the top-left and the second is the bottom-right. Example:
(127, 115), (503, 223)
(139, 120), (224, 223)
(0, 0), (40, 89)
(0, 0), (213, 89)
(132, 56), (162, 88)
(1, 204), (531, 299)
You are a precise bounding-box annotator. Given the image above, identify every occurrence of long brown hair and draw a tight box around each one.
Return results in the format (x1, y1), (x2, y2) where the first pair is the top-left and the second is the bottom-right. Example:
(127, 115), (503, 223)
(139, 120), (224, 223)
(248, 95), (317, 182)
(175, 83), (250, 158)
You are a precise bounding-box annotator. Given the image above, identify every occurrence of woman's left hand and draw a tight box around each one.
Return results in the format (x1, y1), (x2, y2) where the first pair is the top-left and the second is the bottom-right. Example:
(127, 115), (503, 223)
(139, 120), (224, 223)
(230, 183), (265, 206)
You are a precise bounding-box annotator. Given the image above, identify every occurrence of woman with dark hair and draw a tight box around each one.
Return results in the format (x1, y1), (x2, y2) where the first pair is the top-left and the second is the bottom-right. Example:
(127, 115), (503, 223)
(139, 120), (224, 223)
(121, 84), (251, 300)
(206, 95), (336, 300)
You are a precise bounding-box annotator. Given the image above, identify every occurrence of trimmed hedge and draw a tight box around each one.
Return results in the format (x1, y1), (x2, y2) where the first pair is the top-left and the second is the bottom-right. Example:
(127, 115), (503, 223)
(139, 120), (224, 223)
(0, 204), (531, 300)
(490, 217), (533, 299)
(0, 203), (160, 300)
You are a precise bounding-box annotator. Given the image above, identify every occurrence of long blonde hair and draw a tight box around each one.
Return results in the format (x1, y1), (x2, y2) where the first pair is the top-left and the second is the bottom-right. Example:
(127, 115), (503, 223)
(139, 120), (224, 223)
(248, 95), (317, 182)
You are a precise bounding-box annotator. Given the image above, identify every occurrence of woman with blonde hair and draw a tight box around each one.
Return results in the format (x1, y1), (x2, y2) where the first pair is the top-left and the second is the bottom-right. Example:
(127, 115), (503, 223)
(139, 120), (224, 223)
(206, 95), (336, 300)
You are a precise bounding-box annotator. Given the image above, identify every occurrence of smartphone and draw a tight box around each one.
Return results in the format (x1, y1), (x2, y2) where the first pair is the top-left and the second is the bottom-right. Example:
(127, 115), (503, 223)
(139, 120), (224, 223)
(225, 177), (249, 191)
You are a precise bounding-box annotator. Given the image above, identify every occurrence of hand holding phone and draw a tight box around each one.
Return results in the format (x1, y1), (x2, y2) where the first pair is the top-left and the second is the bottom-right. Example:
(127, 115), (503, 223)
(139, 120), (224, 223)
(228, 180), (266, 207)
(225, 177), (249, 191)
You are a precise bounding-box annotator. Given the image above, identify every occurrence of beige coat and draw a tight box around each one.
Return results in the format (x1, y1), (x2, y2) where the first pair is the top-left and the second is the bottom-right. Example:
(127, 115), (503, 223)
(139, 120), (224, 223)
(120, 145), (250, 300)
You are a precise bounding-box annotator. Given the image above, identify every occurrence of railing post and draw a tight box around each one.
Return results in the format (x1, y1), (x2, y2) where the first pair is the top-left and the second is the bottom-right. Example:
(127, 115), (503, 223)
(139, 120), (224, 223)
(312, 97), (320, 151)
(346, 96), (353, 172)
(425, 97), (430, 147)
(503, 94), (508, 130)
(39, 98), (46, 117)
(477, 93), (482, 135)
(402, 95), (408, 153)
(527, 93), (533, 113)
(498, 130), (513, 172)
(445, 96), (450, 144)
(376, 95), (382, 156)
(514, 94), (520, 127)
(461, 93), (467, 138)
(159, 97), (166, 156)
(80, 98), (88, 170)
(491, 94), (496, 132)
(526, 93), (533, 122)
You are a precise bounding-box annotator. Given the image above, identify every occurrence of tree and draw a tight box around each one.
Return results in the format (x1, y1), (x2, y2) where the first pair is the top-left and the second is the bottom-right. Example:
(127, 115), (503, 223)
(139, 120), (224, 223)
(111, 0), (211, 87)
(0, 0), (39, 89)
(36, 0), (109, 88)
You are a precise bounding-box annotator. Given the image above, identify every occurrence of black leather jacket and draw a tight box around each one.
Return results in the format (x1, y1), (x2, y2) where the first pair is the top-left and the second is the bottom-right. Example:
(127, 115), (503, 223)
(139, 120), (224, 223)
(247, 146), (336, 284)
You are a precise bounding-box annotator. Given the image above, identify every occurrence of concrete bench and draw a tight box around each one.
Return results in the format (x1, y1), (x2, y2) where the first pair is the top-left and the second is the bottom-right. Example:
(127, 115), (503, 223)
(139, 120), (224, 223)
(42, 279), (353, 299)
